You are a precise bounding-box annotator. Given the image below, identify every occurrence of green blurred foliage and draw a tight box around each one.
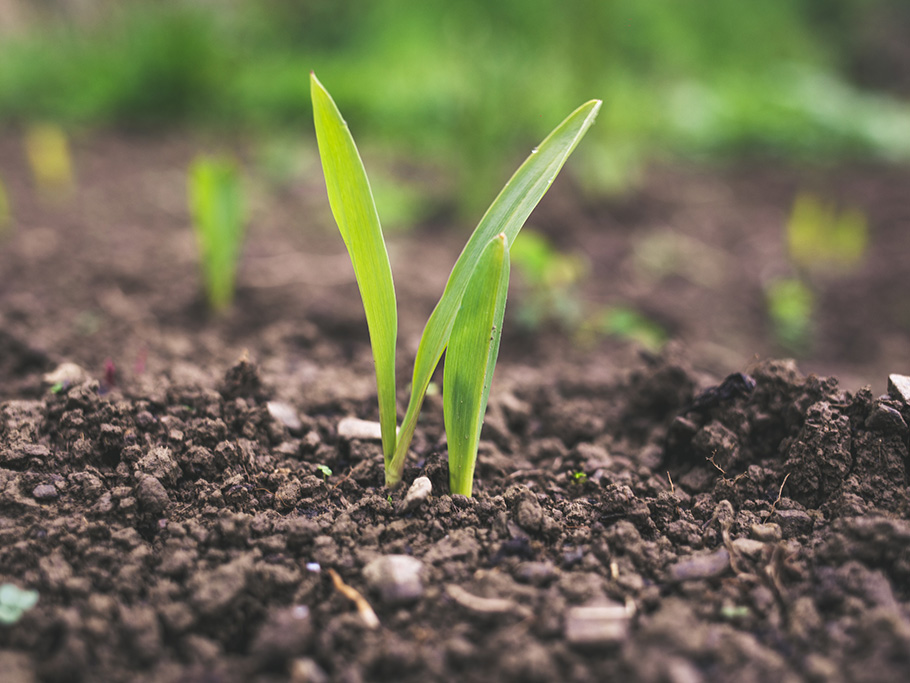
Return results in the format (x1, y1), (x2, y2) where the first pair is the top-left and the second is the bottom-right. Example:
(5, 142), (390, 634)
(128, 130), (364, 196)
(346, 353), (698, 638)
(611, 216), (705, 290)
(766, 277), (815, 352)
(1, 0), (909, 206)
(787, 193), (869, 271)
(188, 155), (247, 313)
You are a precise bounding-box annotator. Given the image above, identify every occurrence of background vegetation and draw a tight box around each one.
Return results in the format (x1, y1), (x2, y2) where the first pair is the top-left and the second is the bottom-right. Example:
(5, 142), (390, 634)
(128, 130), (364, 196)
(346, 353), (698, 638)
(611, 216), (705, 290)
(2, 0), (910, 204)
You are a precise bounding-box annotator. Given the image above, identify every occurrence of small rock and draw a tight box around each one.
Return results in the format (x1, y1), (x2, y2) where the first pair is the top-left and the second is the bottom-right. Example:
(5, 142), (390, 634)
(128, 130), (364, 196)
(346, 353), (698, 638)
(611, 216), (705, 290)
(32, 484), (58, 501)
(865, 402), (908, 432)
(135, 475), (170, 514)
(251, 606), (313, 668)
(515, 561), (558, 586)
(668, 548), (730, 582)
(772, 509), (813, 537)
(445, 584), (531, 618)
(291, 657), (329, 683)
(730, 538), (765, 560)
(43, 362), (90, 388)
(336, 417), (382, 441)
(564, 602), (630, 647)
(888, 374), (910, 406)
(751, 523), (783, 543)
(267, 402), (303, 432)
(397, 476), (432, 514)
(363, 555), (425, 604)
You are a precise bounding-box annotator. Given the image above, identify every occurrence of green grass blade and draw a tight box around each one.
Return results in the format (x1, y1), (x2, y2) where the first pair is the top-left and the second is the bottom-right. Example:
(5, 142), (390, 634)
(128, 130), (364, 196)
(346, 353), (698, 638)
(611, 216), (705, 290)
(388, 98), (601, 484)
(311, 72), (398, 462)
(444, 234), (510, 496)
(188, 155), (246, 313)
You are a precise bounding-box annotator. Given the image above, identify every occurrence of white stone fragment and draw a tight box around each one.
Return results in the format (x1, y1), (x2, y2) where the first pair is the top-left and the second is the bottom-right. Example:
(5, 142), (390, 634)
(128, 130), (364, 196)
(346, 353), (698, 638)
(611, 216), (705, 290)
(565, 602), (631, 646)
(398, 476), (432, 513)
(267, 401), (302, 431)
(336, 417), (383, 441)
(43, 362), (90, 388)
(363, 555), (425, 604)
(888, 374), (910, 406)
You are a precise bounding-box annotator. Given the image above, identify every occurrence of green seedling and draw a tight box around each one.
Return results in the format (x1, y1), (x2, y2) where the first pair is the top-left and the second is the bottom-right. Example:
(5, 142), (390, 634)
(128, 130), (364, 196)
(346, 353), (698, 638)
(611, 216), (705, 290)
(316, 464), (333, 480)
(24, 123), (74, 199)
(0, 583), (39, 625)
(0, 176), (10, 233)
(511, 229), (588, 329)
(787, 192), (868, 272)
(766, 276), (814, 352)
(570, 471), (588, 484)
(188, 155), (247, 313)
(311, 73), (599, 494)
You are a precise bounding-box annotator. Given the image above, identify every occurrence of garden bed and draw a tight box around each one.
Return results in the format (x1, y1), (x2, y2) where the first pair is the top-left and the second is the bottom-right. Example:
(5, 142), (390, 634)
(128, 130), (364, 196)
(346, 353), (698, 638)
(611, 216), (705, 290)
(1, 132), (909, 682)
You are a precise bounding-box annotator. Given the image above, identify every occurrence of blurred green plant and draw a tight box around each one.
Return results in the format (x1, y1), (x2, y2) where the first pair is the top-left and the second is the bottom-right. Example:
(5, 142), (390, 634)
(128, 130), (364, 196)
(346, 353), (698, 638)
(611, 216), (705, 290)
(24, 123), (74, 199)
(766, 192), (869, 352)
(188, 155), (247, 313)
(511, 230), (588, 329)
(0, 176), (10, 232)
(787, 192), (868, 271)
(1, 1), (909, 210)
(312, 73), (599, 493)
(590, 306), (667, 352)
(0, 583), (39, 625)
(765, 277), (815, 352)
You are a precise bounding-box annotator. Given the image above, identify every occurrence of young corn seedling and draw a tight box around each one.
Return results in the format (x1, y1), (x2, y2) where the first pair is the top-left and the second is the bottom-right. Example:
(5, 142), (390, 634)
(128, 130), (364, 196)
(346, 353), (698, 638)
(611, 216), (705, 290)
(311, 72), (599, 494)
(188, 155), (247, 313)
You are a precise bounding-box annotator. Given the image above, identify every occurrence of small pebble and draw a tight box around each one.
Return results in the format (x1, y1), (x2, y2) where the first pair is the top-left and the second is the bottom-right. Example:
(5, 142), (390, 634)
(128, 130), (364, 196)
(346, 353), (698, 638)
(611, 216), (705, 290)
(43, 362), (89, 388)
(564, 602), (630, 647)
(336, 417), (383, 441)
(397, 476), (432, 514)
(772, 509), (813, 537)
(291, 657), (329, 683)
(363, 555), (425, 604)
(32, 484), (58, 501)
(751, 523), (783, 543)
(888, 374), (910, 406)
(267, 401), (303, 432)
(730, 538), (765, 560)
(668, 548), (730, 582)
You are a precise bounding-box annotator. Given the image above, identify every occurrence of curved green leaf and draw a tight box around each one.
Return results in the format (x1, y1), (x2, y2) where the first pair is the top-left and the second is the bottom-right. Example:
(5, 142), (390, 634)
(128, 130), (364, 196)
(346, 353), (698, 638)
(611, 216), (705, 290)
(311, 72), (398, 461)
(444, 234), (510, 496)
(388, 98), (601, 485)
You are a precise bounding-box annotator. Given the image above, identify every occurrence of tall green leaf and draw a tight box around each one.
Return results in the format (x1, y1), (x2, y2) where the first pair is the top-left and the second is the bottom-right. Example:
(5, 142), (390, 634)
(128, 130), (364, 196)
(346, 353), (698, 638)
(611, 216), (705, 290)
(311, 72), (398, 462)
(444, 234), (510, 496)
(387, 98), (601, 485)
(188, 155), (246, 313)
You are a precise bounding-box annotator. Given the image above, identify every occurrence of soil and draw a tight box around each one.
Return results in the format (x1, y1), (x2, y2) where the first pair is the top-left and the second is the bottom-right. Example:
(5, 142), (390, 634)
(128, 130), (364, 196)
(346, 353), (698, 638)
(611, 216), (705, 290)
(1, 131), (910, 682)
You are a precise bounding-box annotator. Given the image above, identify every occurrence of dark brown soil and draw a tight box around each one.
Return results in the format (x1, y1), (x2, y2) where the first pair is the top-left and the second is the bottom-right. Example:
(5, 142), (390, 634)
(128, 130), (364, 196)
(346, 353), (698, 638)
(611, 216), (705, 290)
(2, 132), (910, 682)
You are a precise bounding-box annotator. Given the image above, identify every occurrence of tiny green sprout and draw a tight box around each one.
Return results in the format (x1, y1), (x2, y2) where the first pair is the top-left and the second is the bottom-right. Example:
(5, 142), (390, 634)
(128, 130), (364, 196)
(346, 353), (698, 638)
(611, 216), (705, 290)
(188, 155), (247, 314)
(316, 464), (333, 480)
(0, 583), (39, 625)
(0, 175), (11, 233)
(787, 192), (868, 272)
(311, 73), (600, 494)
(49, 381), (64, 395)
(571, 470), (589, 484)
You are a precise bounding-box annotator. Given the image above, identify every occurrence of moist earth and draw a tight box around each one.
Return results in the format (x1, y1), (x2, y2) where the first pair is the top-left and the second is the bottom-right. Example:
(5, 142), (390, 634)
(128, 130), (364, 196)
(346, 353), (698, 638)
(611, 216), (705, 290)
(1, 133), (910, 682)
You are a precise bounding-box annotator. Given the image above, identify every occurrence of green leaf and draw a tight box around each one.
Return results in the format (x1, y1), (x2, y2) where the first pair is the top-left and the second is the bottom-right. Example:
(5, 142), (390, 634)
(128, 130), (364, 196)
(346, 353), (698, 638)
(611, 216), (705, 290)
(188, 155), (246, 313)
(387, 98), (601, 485)
(444, 234), (510, 496)
(311, 72), (398, 462)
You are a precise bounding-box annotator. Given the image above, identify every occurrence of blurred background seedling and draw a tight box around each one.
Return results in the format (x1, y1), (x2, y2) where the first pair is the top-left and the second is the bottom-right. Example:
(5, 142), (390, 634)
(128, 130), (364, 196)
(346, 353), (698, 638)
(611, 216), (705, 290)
(765, 277), (816, 353)
(188, 155), (247, 314)
(24, 123), (74, 199)
(786, 192), (868, 272)
(0, 583), (39, 625)
(0, 176), (10, 233)
(766, 192), (869, 352)
(511, 229), (588, 329)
